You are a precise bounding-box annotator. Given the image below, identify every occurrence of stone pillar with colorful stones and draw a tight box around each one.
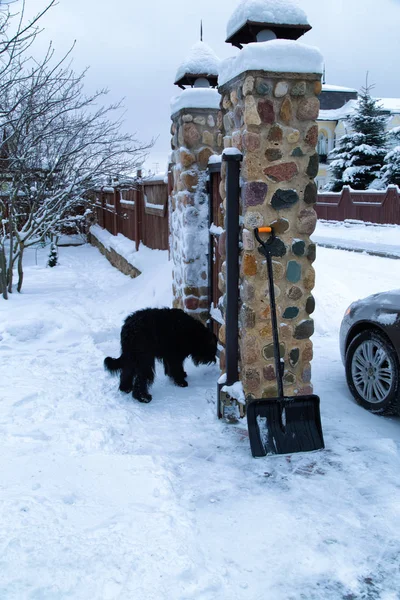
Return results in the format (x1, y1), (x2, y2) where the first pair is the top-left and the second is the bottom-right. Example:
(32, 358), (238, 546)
(218, 65), (322, 403)
(170, 90), (222, 322)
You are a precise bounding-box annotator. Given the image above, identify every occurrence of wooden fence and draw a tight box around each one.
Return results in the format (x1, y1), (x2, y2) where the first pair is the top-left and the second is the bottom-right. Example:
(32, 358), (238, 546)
(316, 186), (400, 224)
(94, 178), (400, 254)
(94, 177), (170, 251)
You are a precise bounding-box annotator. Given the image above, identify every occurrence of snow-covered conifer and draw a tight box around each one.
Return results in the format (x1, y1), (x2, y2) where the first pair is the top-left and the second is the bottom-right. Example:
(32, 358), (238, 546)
(326, 134), (357, 192)
(47, 242), (58, 268)
(381, 127), (400, 187)
(328, 85), (387, 190)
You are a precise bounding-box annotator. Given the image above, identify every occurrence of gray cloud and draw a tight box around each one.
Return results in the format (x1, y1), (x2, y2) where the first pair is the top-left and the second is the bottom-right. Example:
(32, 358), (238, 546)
(22, 0), (400, 171)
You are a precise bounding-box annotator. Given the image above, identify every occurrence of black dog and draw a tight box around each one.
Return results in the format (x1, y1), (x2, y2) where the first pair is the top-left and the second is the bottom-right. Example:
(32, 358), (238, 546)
(104, 307), (217, 402)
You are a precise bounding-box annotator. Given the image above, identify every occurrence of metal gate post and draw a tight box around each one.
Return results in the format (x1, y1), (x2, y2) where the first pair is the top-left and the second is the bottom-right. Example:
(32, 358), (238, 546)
(207, 166), (214, 333)
(218, 150), (242, 419)
(207, 162), (222, 333)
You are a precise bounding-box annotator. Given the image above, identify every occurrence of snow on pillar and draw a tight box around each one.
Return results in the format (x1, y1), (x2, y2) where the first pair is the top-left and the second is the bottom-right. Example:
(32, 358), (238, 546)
(170, 42), (222, 322)
(218, 27), (324, 404)
(170, 88), (222, 322)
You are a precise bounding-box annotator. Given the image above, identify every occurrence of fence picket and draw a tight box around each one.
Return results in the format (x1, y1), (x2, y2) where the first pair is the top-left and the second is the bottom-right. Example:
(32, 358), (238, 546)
(316, 186), (400, 224)
(94, 181), (169, 251)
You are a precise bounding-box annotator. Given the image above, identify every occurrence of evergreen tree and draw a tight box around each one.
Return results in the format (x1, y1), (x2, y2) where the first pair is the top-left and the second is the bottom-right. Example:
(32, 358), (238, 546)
(381, 127), (400, 187)
(327, 134), (357, 192)
(327, 85), (388, 190)
(47, 242), (58, 268)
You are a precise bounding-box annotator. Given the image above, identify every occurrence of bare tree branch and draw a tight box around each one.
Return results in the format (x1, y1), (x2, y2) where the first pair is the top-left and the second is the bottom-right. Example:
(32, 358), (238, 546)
(0, 0), (153, 297)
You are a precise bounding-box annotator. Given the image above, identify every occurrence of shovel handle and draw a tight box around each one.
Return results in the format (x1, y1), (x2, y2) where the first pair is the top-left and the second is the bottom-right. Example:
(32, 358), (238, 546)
(253, 225), (284, 398)
(254, 226), (274, 248)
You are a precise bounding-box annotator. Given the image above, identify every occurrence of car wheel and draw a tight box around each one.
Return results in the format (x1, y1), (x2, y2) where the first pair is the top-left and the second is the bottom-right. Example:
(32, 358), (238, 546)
(345, 329), (400, 415)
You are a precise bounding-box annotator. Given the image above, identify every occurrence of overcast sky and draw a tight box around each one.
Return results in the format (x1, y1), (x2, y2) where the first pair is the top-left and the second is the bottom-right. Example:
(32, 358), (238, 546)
(22, 0), (400, 173)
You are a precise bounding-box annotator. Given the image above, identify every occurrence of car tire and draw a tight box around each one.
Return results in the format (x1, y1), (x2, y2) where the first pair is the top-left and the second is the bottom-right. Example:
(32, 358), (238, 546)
(345, 329), (400, 415)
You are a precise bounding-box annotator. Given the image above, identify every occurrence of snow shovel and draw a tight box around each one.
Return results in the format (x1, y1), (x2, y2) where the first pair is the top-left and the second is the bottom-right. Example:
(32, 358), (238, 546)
(246, 227), (325, 457)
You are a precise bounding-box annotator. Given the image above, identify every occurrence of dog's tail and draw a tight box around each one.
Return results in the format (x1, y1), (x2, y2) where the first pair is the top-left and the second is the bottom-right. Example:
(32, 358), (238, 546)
(104, 355), (123, 373)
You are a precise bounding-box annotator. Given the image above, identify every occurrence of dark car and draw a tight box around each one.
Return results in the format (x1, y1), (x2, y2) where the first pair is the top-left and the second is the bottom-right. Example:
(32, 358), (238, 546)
(340, 290), (400, 415)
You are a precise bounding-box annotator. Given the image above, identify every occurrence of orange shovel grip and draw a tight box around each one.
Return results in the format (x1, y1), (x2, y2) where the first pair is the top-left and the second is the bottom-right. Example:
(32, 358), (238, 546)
(258, 227), (272, 233)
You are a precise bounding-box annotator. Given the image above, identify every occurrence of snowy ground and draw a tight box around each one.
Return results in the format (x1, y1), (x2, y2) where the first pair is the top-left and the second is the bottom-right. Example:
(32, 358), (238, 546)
(314, 221), (400, 258)
(1, 237), (400, 600)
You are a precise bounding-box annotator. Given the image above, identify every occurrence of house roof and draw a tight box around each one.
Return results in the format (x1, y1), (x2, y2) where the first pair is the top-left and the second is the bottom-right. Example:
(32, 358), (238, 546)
(378, 98), (400, 113)
(319, 97), (400, 122)
(319, 99), (358, 121)
(321, 84), (358, 93)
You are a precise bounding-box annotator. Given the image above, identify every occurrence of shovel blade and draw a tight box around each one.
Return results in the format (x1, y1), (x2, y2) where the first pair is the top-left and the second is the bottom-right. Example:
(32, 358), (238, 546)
(247, 395), (324, 457)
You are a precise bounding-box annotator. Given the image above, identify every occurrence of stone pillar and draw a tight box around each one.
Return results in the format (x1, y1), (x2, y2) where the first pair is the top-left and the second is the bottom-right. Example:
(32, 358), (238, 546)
(170, 97), (222, 322)
(219, 73), (321, 402)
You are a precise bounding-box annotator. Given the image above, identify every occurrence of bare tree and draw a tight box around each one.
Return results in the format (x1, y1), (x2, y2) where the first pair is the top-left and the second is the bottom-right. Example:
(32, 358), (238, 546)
(0, 212), (8, 298)
(0, 1), (152, 297)
(0, 0), (58, 296)
(0, 1), (57, 103)
(0, 0), (59, 298)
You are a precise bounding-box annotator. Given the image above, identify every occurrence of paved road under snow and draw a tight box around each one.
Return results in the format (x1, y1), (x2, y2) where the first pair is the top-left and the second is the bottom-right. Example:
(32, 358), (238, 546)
(1, 242), (400, 600)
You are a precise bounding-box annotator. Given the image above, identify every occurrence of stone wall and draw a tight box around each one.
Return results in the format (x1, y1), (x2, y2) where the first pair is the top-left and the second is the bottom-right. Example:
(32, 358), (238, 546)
(90, 231), (141, 279)
(219, 71), (321, 402)
(170, 106), (222, 322)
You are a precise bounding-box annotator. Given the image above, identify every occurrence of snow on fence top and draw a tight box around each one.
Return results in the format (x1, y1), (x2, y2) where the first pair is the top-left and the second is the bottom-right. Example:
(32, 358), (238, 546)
(143, 173), (166, 184)
(218, 39), (323, 86)
(226, 0), (309, 40)
(175, 41), (220, 83)
(170, 88), (221, 115)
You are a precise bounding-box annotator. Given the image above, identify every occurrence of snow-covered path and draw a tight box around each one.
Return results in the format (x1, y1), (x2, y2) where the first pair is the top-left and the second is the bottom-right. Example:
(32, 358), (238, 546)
(1, 243), (400, 600)
(314, 221), (400, 258)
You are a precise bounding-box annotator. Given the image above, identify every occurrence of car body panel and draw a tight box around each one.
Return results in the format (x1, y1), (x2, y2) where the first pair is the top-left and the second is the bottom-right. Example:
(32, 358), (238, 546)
(340, 290), (400, 365)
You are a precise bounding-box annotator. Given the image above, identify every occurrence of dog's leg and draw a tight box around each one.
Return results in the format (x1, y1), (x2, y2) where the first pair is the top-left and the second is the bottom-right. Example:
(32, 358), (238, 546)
(164, 359), (187, 378)
(119, 357), (135, 394)
(132, 357), (155, 403)
(168, 358), (188, 388)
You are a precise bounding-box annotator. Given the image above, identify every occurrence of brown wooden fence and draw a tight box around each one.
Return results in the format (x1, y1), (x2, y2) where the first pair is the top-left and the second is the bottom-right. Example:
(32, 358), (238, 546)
(94, 177), (170, 251)
(94, 178), (400, 254)
(316, 186), (400, 224)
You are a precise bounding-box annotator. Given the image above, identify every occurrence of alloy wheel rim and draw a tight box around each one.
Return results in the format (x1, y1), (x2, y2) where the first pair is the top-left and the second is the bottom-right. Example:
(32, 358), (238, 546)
(351, 340), (394, 404)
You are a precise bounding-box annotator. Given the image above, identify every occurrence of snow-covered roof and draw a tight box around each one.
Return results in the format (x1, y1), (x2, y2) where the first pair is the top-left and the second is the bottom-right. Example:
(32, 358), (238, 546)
(319, 97), (400, 122)
(379, 98), (400, 113)
(322, 84), (358, 93)
(174, 41), (220, 84)
(170, 88), (221, 115)
(218, 39), (323, 86)
(227, 0), (309, 40)
(319, 99), (358, 121)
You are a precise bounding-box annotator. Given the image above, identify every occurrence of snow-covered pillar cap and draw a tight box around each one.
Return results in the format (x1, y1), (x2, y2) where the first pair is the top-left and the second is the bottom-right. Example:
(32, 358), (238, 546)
(170, 87), (221, 117)
(174, 41), (220, 89)
(226, 0), (311, 49)
(218, 39), (324, 87)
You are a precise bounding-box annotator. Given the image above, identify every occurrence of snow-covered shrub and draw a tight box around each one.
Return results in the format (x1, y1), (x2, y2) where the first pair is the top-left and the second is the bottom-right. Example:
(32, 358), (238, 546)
(47, 242), (58, 268)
